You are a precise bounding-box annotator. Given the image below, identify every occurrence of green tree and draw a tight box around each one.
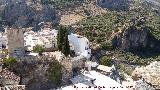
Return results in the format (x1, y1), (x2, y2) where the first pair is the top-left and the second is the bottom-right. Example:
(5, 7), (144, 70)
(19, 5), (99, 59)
(48, 60), (62, 86)
(0, 17), (2, 24)
(101, 42), (113, 50)
(33, 45), (45, 55)
(100, 56), (113, 67)
(57, 25), (70, 57)
(57, 25), (64, 51)
(62, 29), (70, 57)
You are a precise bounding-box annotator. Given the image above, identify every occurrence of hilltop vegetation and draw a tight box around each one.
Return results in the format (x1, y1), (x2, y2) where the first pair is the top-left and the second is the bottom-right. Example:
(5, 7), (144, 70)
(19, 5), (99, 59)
(41, 0), (84, 9)
(76, 1), (160, 66)
(77, 5), (160, 42)
(77, 12), (117, 43)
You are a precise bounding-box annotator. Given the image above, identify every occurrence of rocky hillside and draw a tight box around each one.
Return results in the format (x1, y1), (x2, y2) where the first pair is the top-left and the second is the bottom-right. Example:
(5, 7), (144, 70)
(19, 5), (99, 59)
(3, 56), (70, 90)
(111, 18), (160, 52)
(145, 0), (160, 10)
(0, 0), (59, 31)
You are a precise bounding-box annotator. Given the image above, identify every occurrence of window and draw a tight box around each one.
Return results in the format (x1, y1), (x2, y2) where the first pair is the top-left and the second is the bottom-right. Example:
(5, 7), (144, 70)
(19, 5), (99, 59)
(53, 43), (55, 47)
(27, 45), (31, 47)
(85, 47), (88, 50)
(87, 42), (89, 44)
(88, 52), (90, 54)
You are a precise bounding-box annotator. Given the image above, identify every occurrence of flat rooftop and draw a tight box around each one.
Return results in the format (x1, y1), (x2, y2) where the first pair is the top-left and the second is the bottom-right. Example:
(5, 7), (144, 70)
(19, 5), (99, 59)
(67, 70), (129, 90)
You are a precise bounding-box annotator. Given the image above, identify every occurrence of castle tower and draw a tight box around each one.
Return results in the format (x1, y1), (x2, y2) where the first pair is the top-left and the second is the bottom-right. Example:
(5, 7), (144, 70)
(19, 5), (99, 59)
(7, 27), (24, 57)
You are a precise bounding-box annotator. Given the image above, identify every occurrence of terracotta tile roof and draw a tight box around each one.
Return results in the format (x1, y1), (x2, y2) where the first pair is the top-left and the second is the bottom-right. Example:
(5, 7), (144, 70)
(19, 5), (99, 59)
(0, 68), (20, 83)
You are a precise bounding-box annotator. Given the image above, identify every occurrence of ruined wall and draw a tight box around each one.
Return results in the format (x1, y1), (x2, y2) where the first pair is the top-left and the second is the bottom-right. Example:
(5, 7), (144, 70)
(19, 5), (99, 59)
(60, 57), (73, 85)
(71, 57), (86, 69)
(7, 27), (24, 55)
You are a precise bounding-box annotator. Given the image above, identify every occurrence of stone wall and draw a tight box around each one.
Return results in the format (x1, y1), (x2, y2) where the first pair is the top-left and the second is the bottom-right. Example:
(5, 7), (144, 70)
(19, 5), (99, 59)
(71, 56), (86, 69)
(15, 55), (86, 88)
(59, 56), (86, 85)
(60, 57), (73, 85)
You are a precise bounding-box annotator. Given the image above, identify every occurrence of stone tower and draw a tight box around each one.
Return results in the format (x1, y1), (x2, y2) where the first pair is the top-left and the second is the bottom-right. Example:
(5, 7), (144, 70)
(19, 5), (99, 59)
(7, 27), (24, 56)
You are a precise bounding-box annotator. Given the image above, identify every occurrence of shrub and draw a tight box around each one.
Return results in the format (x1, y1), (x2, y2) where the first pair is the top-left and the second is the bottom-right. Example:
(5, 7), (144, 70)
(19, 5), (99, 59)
(100, 56), (113, 67)
(33, 45), (45, 55)
(118, 63), (133, 76)
(3, 57), (17, 68)
(120, 73), (126, 81)
(48, 60), (62, 86)
(101, 42), (113, 50)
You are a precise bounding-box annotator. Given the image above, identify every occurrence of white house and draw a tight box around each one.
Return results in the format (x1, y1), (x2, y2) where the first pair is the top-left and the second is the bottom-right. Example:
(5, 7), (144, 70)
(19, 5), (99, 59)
(24, 29), (58, 51)
(24, 33), (36, 51)
(24, 32), (44, 51)
(24, 29), (91, 59)
(68, 33), (91, 59)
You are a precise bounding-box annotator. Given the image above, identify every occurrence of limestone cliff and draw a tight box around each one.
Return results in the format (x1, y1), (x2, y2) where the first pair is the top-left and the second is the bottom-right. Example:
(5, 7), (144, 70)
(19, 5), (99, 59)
(132, 61), (160, 89)
(111, 23), (160, 52)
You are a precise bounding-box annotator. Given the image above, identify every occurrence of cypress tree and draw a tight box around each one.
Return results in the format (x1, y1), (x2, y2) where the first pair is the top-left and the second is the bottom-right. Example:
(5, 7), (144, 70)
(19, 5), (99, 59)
(62, 29), (70, 57)
(57, 25), (63, 51)
(57, 25), (70, 57)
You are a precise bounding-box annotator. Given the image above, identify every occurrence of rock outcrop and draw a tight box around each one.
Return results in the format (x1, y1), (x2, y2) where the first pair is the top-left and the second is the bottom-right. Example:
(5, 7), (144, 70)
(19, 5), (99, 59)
(111, 25), (148, 51)
(132, 61), (160, 89)
(145, 0), (160, 14)
(111, 24), (160, 51)
(97, 0), (133, 11)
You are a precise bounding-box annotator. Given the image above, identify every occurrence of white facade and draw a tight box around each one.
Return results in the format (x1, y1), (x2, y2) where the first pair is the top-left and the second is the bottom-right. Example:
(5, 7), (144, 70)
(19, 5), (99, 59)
(24, 29), (58, 51)
(24, 29), (91, 59)
(68, 33), (91, 59)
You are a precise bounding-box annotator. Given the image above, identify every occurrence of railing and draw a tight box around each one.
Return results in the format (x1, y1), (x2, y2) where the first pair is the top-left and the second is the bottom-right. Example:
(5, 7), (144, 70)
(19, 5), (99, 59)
(0, 85), (25, 90)
(5, 85), (25, 90)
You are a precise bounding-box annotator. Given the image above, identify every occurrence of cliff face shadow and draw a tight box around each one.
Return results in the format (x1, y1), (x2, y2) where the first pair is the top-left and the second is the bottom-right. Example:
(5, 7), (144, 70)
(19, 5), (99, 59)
(130, 32), (160, 59)
(97, 0), (131, 11)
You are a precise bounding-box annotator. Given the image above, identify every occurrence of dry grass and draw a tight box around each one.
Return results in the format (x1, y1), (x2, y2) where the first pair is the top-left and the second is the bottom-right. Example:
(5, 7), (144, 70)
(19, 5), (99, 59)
(60, 14), (84, 26)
